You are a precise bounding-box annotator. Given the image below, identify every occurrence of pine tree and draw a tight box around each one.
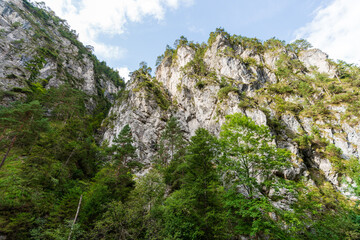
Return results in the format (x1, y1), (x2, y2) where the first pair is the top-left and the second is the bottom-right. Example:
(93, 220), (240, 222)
(108, 124), (141, 173)
(0, 101), (48, 169)
(157, 117), (187, 191)
(163, 128), (226, 240)
(157, 116), (186, 166)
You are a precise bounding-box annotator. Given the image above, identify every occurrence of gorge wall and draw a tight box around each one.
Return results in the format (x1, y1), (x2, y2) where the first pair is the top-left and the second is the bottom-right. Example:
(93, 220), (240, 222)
(0, 0), (122, 107)
(103, 33), (360, 196)
(1, 0), (359, 206)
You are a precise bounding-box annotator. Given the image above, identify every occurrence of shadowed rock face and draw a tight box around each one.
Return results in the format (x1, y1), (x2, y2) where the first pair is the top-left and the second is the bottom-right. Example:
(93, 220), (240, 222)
(103, 34), (359, 197)
(0, 0), (119, 106)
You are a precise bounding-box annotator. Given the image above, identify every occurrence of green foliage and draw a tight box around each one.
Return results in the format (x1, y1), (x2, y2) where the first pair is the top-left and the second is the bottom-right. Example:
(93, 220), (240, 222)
(65, 126), (138, 228)
(297, 80), (316, 98)
(289, 182), (360, 239)
(185, 44), (208, 77)
(37, 46), (59, 60)
(243, 57), (258, 67)
(157, 117), (186, 165)
(217, 85), (239, 100)
(208, 27), (228, 46)
(156, 117), (187, 193)
(163, 128), (227, 240)
(209, 28), (266, 53)
(0, 81), (113, 238)
(219, 113), (291, 197)
(174, 35), (189, 48)
(155, 45), (176, 67)
(294, 134), (314, 149)
(92, 56), (125, 88)
(268, 82), (294, 94)
(0, 101), (49, 163)
(286, 39), (312, 54)
(23, 0), (52, 24)
(3, 14), (360, 239)
(230, 35), (265, 54)
(11, 21), (21, 28)
(133, 64), (171, 110)
(238, 95), (255, 109)
(155, 55), (164, 67)
(88, 200), (130, 239)
(275, 53), (307, 79)
(31, 219), (84, 240)
(41, 85), (87, 121)
(58, 27), (89, 58)
(81, 166), (134, 225)
(223, 189), (286, 239)
(89, 169), (166, 240)
(324, 144), (345, 172)
(328, 82), (344, 94)
(331, 92), (354, 104)
(107, 125), (142, 171)
(195, 80), (206, 89)
(20, 0), (124, 90)
(25, 56), (46, 82)
(264, 37), (286, 50)
(273, 96), (303, 114)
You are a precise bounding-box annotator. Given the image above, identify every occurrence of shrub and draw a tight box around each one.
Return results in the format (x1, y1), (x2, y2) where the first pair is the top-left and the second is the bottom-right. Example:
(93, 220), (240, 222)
(12, 22), (21, 28)
(268, 83), (293, 94)
(195, 80), (206, 89)
(264, 37), (285, 50)
(217, 86), (239, 100)
(286, 39), (312, 54)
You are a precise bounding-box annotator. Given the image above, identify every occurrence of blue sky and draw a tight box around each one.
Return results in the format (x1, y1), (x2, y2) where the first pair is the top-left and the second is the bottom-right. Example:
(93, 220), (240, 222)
(41, 0), (360, 81)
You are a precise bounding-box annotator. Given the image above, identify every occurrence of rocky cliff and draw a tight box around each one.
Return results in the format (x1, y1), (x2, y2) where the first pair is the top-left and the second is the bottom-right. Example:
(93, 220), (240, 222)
(1, 0), (359, 211)
(103, 33), (360, 196)
(0, 0), (122, 106)
(3, 2), (360, 239)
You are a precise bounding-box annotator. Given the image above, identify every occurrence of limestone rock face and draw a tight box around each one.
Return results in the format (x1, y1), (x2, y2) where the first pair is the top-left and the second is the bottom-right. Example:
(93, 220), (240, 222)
(299, 49), (336, 77)
(103, 33), (359, 196)
(103, 77), (168, 165)
(0, 0), (119, 105)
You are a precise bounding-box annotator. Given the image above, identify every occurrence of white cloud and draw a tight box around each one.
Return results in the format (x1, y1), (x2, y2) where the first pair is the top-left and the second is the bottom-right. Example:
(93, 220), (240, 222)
(41, 0), (194, 60)
(91, 42), (127, 60)
(296, 0), (360, 65)
(188, 25), (204, 34)
(117, 67), (131, 82)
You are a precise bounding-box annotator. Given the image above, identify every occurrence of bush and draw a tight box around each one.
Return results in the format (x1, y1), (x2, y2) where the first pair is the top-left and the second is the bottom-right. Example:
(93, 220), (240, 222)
(217, 86), (239, 100)
(286, 39), (312, 54)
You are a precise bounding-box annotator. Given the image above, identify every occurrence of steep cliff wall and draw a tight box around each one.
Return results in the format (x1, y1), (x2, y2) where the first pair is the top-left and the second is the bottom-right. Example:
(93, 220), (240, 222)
(104, 33), (360, 196)
(0, 0), (122, 106)
(2, 2), (360, 238)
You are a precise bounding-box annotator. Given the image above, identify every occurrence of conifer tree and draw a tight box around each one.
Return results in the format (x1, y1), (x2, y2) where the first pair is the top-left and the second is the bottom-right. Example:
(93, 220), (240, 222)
(0, 101), (48, 169)
(108, 124), (141, 173)
(157, 117), (187, 191)
(163, 128), (226, 240)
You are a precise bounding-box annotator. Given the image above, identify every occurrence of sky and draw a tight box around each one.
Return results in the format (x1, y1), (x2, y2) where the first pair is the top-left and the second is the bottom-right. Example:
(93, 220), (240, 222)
(39, 0), (360, 81)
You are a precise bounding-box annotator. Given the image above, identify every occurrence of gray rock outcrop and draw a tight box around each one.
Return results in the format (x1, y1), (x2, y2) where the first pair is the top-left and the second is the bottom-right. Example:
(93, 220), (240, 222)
(103, 34), (359, 197)
(0, 0), (120, 105)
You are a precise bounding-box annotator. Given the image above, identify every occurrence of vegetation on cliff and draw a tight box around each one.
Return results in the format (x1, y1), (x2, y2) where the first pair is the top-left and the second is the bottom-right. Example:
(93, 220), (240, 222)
(1, 2), (360, 240)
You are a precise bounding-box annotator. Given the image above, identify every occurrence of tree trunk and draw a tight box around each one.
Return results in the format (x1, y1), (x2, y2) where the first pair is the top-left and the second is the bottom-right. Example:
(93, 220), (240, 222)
(68, 194), (83, 240)
(64, 147), (76, 166)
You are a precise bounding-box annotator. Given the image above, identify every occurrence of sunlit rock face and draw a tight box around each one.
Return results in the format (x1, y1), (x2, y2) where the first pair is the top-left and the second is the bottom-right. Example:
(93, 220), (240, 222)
(103, 34), (360, 198)
(0, 0), (119, 106)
